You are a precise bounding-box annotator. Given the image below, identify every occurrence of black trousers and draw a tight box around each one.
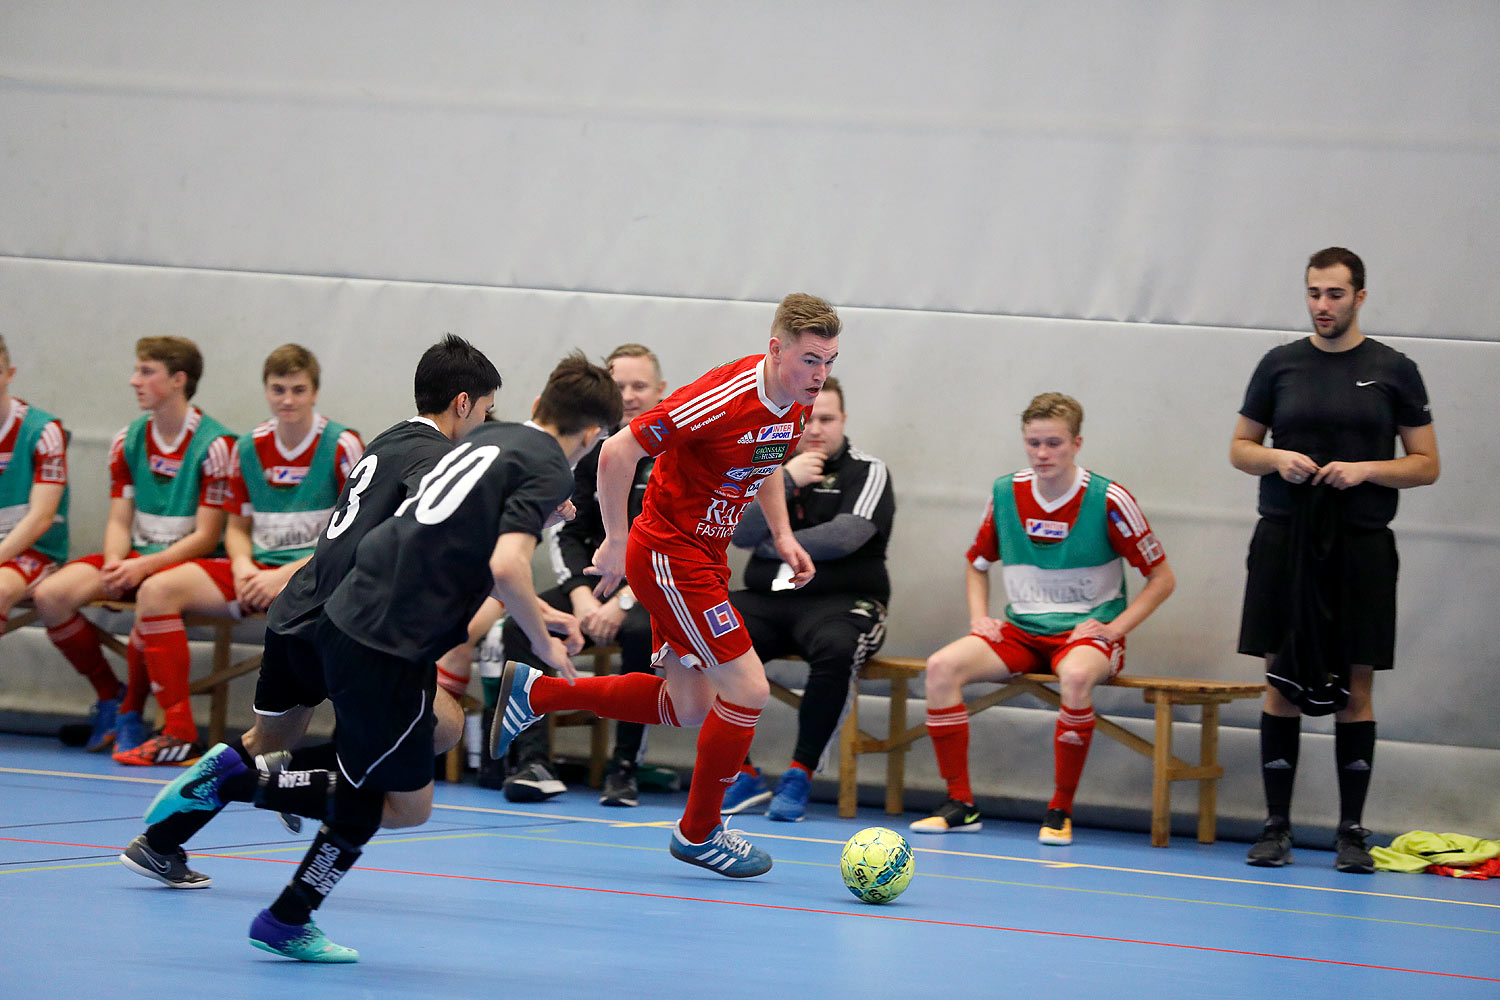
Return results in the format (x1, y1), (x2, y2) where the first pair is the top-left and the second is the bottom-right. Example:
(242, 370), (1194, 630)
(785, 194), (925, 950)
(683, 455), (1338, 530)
(728, 589), (888, 771)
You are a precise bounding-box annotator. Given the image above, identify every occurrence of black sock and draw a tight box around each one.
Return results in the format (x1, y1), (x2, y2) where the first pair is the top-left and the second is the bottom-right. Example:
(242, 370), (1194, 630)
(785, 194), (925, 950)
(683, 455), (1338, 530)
(1335, 720), (1376, 828)
(253, 766), (335, 820)
(268, 824), (364, 925)
(145, 738), (254, 853)
(1259, 712), (1301, 824)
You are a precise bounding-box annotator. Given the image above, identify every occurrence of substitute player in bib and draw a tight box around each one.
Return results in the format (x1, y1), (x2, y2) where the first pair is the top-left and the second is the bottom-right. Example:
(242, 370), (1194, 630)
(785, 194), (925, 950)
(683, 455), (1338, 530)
(114, 344), (363, 765)
(911, 392), (1176, 846)
(121, 334), (502, 887)
(143, 352), (617, 961)
(0, 336), (70, 632)
(33, 337), (233, 756)
(492, 292), (841, 878)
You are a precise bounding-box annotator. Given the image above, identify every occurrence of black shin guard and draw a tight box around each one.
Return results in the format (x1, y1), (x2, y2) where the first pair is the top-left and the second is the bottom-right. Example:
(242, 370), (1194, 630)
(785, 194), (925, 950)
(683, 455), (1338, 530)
(1335, 721), (1376, 826)
(1259, 712), (1301, 823)
(253, 758), (336, 821)
(268, 781), (383, 925)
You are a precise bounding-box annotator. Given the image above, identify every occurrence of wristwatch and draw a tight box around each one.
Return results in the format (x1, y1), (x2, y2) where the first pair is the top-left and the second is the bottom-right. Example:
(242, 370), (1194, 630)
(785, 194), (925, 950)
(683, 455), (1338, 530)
(617, 590), (636, 611)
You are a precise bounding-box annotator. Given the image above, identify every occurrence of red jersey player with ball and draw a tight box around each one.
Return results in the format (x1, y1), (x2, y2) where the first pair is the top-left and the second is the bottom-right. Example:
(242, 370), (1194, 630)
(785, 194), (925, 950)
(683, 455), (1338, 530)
(490, 293), (840, 878)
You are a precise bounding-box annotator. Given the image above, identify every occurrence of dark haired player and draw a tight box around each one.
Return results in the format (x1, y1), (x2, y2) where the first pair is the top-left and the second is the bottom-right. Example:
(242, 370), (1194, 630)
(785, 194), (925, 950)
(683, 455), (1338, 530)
(143, 352), (621, 962)
(121, 334), (502, 887)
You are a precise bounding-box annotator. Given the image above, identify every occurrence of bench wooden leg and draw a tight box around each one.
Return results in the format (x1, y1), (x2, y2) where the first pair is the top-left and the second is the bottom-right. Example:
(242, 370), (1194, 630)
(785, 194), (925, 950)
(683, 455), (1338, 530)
(1197, 701), (1221, 844)
(1151, 697), (1173, 847)
(208, 623), (232, 745)
(885, 675), (908, 816)
(838, 692), (858, 818)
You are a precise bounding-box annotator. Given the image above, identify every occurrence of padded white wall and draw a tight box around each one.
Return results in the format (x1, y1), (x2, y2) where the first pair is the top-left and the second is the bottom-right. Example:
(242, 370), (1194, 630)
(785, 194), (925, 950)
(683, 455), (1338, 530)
(2, 2), (1496, 835)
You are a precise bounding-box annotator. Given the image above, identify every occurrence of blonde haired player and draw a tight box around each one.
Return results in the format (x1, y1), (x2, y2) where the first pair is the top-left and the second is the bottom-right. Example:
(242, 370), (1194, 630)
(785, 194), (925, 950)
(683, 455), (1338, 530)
(912, 392), (1175, 845)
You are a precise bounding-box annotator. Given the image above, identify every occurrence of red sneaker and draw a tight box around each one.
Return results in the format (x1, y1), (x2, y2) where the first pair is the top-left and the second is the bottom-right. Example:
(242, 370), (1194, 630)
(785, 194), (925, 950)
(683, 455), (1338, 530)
(112, 732), (205, 767)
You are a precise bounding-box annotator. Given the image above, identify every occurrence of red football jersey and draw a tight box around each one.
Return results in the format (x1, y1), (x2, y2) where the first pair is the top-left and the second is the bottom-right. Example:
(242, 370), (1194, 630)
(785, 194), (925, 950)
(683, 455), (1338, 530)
(0, 398), (67, 485)
(223, 416), (363, 515)
(108, 407), (234, 507)
(629, 354), (808, 563)
(966, 468), (1166, 575)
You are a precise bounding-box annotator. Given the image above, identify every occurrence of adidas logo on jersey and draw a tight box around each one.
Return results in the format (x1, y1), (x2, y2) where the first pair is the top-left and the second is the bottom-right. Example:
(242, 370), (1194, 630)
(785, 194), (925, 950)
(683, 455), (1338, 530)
(737, 431), (754, 444)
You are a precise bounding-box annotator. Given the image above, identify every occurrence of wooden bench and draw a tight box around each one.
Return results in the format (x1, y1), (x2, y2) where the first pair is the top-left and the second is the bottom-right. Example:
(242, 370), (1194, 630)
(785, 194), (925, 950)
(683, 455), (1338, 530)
(4, 600), (265, 746)
(827, 656), (1264, 847)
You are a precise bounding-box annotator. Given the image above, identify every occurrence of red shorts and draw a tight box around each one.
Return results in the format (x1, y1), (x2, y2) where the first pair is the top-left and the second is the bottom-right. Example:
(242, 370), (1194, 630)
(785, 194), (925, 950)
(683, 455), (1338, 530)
(626, 537), (751, 671)
(0, 549), (58, 592)
(971, 619), (1125, 679)
(190, 557), (240, 603)
(67, 550), (146, 601)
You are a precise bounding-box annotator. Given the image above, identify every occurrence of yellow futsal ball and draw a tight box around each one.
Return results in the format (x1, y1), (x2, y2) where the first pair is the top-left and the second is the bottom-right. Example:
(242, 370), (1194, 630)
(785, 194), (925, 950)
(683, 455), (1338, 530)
(840, 826), (915, 904)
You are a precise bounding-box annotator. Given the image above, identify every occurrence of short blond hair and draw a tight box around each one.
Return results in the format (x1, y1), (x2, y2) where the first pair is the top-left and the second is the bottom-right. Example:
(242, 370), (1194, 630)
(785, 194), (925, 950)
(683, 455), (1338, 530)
(606, 343), (661, 380)
(263, 343), (321, 389)
(136, 336), (204, 399)
(773, 293), (841, 341)
(1021, 392), (1083, 436)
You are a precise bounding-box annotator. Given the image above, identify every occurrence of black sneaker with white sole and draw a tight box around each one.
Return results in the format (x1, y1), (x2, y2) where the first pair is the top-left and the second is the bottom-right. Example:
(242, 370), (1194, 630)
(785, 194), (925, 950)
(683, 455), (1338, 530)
(600, 761), (639, 807)
(1246, 818), (1294, 867)
(1334, 821), (1375, 874)
(909, 797), (983, 834)
(504, 760), (566, 802)
(119, 834), (211, 888)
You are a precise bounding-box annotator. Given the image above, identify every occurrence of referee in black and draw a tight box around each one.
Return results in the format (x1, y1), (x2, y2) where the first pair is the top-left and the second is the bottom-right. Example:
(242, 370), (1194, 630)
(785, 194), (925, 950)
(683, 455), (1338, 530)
(1231, 247), (1439, 873)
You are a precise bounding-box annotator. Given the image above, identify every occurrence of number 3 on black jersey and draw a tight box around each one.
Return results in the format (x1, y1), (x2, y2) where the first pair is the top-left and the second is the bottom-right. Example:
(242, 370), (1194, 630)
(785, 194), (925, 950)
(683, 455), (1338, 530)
(325, 453), (379, 540)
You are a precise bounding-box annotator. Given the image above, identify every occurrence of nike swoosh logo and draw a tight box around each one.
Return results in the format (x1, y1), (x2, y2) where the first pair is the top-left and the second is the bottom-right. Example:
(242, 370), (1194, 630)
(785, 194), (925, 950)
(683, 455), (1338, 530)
(139, 849), (171, 874)
(1356, 380), (1377, 387)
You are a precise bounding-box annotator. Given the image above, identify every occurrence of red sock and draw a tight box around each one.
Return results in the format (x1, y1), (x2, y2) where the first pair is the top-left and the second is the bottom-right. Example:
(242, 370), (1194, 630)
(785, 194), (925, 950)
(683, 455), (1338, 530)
(140, 615), (195, 740)
(46, 614), (120, 701)
(927, 704), (973, 804)
(788, 760), (812, 776)
(121, 627), (148, 714)
(530, 671), (680, 726)
(680, 698), (761, 842)
(1049, 706), (1096, 813)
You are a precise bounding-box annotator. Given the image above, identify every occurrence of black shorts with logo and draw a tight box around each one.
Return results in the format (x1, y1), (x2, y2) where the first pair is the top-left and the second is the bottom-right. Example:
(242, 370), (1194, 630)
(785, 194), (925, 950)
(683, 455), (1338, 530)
(1237, 517), (1399, 670)
(313, 615), (437, 792)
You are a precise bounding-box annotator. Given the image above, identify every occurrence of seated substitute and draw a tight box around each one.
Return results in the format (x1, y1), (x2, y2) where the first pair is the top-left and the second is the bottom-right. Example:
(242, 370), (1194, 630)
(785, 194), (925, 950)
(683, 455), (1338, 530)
(493, 342), (666, 805)
(114, 344), (363, 765)
(0, 335), (70, 632)
(33, 336), (232, 758)
(722, 375), (895, 821)
(911, 392), (1175, 846)
(120, 334), (507, 887)
(140, 351), (619, 962)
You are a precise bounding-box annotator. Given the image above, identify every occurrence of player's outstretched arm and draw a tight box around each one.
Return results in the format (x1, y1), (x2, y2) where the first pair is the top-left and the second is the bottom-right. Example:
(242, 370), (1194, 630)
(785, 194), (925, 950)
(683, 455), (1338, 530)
(491, 530), (576, 680)
(758, 466), (814, 588)
(588, 427), (649, 597)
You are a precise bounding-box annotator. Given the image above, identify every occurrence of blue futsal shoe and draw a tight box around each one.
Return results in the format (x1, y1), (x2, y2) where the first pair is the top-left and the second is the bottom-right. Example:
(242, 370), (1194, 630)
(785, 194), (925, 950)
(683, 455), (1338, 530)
(767, 766), (811, 822)
(669, 822), (773, 878)
(84, 689), (123, 752)
(719, 768), (771, 815)
(487, 662), (542, 761)
(143, 742), (247, 824)
(249, 909), (358, 963)
(113, 710), (148, 754)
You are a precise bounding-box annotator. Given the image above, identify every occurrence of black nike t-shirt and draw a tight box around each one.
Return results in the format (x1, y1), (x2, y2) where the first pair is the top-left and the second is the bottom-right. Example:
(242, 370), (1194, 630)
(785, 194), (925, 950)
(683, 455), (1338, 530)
(268, 417), (454, 637)
(324, 421), (575, 663)
(1240, 337), (1431, 528)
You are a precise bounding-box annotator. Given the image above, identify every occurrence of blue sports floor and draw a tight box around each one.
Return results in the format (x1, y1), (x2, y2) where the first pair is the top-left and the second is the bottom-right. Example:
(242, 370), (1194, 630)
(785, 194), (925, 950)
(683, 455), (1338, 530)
(2, 732), (1497, 999)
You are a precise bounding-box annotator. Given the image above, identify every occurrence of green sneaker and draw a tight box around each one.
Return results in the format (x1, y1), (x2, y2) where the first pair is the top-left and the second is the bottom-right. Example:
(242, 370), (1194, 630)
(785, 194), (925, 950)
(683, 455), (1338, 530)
(142, 743), (247, 825)
(249, 909), (358, 963)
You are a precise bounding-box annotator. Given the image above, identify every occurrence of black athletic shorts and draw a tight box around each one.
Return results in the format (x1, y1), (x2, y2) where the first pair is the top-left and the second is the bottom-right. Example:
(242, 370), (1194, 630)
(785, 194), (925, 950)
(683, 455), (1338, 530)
(253, 625), (328, 715)
(1238, 517), (1399, 669)
(313, 615), (437, 792)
